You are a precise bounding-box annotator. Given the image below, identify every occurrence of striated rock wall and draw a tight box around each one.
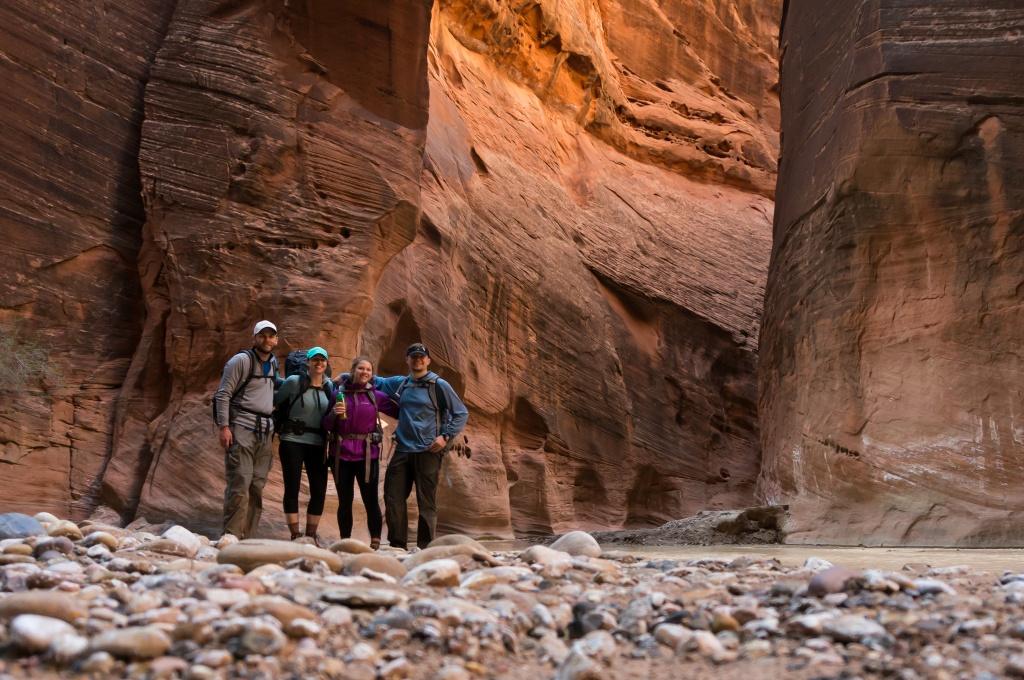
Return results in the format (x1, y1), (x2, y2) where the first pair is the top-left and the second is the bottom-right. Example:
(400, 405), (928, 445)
(0, 1), (177, 518)
(2, 0), (780, 539)
(97, 0), (434, 534)
(355, 0), (779, 537)
(759, 1), (1024, 545)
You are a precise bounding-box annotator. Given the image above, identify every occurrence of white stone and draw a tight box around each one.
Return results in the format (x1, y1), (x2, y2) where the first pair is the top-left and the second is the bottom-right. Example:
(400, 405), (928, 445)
(34, 512), (60, 526)
(549, 531), (602, 558)
(50, 632), (89, 664)
(802, 557), (834, 572)
(822, 615), (888, 643)
(86, 544), (111, 560)
(9, 614), (75, 653)
(912, 578), (956, 596)
(654, 623), (693, 650)
(571, 630), (617, 661)
(163, 526), (201, 558)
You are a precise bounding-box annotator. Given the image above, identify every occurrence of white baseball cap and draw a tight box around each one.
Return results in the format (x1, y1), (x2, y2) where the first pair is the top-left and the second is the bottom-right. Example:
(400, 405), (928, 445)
(253, 320), (278, 336)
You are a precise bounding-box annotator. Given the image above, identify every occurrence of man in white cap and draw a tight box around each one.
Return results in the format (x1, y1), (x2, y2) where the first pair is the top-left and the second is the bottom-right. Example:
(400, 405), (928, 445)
(213, 320), (280, 538)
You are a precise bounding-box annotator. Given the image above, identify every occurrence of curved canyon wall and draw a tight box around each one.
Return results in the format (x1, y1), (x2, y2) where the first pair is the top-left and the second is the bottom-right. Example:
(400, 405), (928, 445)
(759, 1), (1024, 545)
(0, 1), (177, 518)
(368, 0), (780, 537)
(1, 0), (780, 539)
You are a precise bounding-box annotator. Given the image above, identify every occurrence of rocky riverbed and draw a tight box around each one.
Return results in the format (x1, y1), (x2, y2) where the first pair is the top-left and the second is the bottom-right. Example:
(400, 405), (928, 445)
(1, 512), (1023, 679)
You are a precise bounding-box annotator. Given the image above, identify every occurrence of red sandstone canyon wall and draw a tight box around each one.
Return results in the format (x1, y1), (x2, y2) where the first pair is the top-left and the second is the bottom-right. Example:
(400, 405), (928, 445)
(387, 0), (779, 537)
(0, 1), (177, 518)
(97, 0), (434, 534)
(1, 0), (780, 539)
(759, 1), (1024, 546)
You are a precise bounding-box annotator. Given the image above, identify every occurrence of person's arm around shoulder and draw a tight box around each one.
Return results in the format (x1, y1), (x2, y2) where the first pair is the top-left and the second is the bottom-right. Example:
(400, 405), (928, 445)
(274, 374), (297, 407)
(214, 352), (248, 449)
(437, 378), (469, 440)
(374, 375), (405, 398)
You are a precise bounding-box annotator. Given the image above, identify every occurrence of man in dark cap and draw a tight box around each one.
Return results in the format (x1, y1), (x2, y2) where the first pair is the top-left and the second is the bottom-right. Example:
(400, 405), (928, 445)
(376, 342), (469, 549)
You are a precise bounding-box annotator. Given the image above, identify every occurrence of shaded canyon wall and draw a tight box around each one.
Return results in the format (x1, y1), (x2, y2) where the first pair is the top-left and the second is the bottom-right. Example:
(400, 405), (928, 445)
(759, 1), (1024, 545)
(0, 1), (177, 518)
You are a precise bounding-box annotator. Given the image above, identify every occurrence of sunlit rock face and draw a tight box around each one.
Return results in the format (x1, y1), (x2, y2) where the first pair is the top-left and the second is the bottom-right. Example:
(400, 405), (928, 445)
(759, 1), (1024, 546)
(2, 0), (780, 538)
(362, 0), (780, 537)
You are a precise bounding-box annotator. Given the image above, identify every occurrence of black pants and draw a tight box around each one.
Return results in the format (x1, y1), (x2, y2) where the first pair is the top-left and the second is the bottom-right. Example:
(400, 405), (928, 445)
(332, 458), (382, 539)
(279, 440), (328, 515)
(384, 450), (443, 549)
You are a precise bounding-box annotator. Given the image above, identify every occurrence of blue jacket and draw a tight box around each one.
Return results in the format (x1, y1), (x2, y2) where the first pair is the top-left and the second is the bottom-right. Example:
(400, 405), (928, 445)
(375, 372), (468, 453)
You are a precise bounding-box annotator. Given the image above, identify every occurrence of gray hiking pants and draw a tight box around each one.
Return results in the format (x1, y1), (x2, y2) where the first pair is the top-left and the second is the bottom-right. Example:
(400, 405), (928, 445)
(384, 449), (443, 549)
(223, 426), (274, 539)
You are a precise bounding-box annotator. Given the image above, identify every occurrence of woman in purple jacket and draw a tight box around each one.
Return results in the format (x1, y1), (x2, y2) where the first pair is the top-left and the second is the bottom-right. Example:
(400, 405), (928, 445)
(322, 356), (398, 550)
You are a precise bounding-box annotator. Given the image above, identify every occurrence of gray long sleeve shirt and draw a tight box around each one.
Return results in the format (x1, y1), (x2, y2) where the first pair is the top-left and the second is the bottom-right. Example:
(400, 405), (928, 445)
(214, 350), (278, 431)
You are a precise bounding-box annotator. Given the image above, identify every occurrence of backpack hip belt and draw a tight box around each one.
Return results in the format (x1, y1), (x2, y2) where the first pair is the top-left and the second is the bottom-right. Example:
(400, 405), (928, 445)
(233, 405), (274, 438)
(337, 433), (379, 484)
(282, 419), (326, 438)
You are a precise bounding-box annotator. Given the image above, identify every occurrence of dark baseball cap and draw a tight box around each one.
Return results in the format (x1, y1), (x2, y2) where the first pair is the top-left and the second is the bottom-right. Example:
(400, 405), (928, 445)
(406, 343), (429, 357)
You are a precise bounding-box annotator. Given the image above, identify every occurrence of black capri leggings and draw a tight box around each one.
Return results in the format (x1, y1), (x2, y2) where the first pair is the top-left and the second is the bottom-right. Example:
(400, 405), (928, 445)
(279, 440), (328, 515)
(332, 458), (382, 539)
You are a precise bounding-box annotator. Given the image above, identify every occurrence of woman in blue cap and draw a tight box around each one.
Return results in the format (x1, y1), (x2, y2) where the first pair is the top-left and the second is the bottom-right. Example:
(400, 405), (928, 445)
(274, 346), (333, 544)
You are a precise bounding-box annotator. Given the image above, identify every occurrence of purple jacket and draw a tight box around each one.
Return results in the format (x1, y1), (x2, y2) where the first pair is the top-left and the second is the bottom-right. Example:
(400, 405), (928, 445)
(322, 381), (398, 462)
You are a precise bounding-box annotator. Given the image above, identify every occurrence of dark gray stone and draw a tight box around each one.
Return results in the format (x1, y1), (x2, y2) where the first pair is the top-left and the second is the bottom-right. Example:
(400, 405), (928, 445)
(0, 513), (45, 539)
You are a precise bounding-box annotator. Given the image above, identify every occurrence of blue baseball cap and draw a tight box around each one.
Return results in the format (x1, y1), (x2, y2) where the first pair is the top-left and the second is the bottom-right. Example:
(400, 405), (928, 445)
(306, 346), (328, 360)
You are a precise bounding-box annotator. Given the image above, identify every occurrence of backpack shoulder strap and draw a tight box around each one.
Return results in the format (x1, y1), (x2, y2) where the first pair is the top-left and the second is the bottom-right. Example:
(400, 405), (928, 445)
(392, 377), (413, 406)
(423, 377), (442, 437)
(230, 350), (257, 403)
(432, 379), (448, 415)
(318, 382), (332, 417)
(364, 387), (384, 437)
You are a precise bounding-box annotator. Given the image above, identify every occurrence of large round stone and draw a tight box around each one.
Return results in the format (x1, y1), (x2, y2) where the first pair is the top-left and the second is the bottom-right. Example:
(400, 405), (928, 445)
(402, 559), (461, 588)
(9, 614), (75, 654)
(343, 553), (407, 580)
(0, 591), (87, 622)
(403, 544), (496, 570)
(807, 566), (861, 597)
(89, 626), (171, 659)
(428, 535), (487, 552)
(329, 538), (373, 555)
(230, 596), (316, 627)
(550, 531), (601, 557)
(217, 539), (343, 573)
(0, 513), (45, 540)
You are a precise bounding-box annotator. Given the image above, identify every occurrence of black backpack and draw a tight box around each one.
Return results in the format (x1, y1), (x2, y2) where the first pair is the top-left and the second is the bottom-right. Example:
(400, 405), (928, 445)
(272, 349), (333, 434)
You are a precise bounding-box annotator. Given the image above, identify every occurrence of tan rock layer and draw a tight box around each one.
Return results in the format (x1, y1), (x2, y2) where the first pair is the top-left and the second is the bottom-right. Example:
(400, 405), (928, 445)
(759, 1), (1024, 545)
